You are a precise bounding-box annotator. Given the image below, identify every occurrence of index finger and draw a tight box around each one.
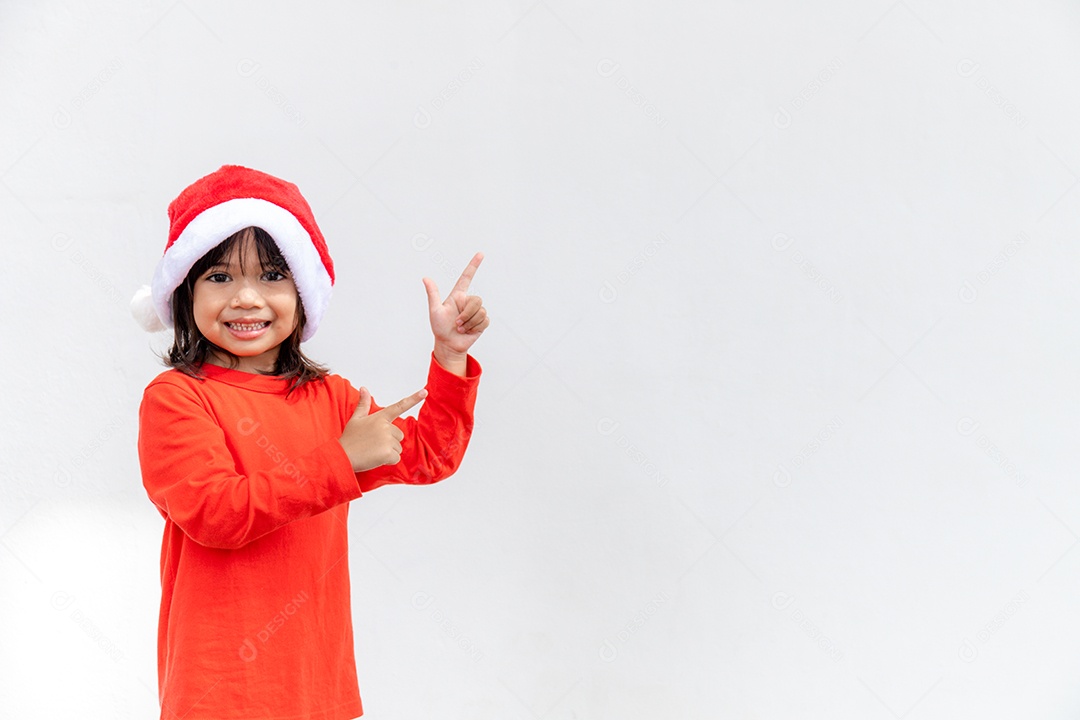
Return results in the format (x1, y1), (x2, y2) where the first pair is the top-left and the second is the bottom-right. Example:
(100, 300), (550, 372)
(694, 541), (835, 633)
(450, 252), (484, 295)
(376, 388), (429, 420)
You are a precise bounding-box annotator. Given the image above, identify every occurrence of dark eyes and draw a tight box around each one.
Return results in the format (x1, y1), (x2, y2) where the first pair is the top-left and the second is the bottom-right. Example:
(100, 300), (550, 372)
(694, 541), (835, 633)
(204, 270), (288, 283)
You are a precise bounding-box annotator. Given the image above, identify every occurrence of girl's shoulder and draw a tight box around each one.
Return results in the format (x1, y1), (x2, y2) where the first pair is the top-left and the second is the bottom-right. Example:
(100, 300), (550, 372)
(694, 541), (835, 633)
(143, 367), (198, 391)
(140, 368), (213, 412)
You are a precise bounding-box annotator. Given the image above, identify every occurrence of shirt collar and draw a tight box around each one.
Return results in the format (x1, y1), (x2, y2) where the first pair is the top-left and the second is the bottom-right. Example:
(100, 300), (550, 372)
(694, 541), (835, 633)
(198, 362), (294, 394)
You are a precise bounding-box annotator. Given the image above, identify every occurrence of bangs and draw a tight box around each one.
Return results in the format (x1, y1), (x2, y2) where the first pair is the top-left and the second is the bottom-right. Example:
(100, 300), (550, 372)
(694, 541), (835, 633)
(188, 226), (290, 281)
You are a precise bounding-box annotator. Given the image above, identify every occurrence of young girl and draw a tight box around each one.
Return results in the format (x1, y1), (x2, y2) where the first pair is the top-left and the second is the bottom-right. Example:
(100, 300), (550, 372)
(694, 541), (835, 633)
(131, 164), (488, 720)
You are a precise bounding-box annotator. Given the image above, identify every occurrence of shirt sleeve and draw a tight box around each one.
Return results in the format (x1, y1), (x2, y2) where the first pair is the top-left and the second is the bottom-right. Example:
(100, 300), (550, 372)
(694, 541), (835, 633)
(353, 352), (482, 493)
(138, 379), (363, 550)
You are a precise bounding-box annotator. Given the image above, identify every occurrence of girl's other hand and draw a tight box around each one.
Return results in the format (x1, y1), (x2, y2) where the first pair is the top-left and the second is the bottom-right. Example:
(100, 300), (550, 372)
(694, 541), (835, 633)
(422, 252), (490, 355)
(339, 387), (427, 472)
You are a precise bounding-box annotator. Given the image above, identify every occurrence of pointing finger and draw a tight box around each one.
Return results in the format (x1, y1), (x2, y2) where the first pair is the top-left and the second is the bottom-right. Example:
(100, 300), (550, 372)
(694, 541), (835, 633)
(376, 388), (428, 420)
(450, 252), (484, 295)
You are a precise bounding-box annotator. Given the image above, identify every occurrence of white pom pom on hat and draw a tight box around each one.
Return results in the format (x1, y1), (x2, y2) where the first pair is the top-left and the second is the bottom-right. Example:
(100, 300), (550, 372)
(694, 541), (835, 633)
(131, 284), (165, 332)
(130, 164), (335, 342)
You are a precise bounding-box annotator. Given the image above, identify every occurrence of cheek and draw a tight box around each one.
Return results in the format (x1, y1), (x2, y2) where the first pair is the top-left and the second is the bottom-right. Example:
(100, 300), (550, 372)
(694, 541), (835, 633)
(271, 287), (300, 323)
(191, 293), (207, 323)
(191, 287), (222, 329)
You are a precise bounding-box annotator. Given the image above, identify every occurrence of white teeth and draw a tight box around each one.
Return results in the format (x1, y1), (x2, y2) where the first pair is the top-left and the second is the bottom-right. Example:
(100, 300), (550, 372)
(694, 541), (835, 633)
(227, 322), (269, 331)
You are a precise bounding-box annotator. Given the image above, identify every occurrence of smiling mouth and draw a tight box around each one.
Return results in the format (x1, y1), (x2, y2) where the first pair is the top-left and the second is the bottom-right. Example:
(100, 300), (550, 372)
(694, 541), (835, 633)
(225, 321), (271, 331)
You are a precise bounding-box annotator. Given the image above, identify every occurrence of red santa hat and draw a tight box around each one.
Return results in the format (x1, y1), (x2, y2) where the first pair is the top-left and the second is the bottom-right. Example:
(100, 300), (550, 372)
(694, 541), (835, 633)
(130, 164), (335, 342)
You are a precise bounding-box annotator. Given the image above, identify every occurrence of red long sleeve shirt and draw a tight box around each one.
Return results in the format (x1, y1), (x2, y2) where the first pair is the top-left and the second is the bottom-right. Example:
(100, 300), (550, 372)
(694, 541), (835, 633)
(137, 352), (481, 720)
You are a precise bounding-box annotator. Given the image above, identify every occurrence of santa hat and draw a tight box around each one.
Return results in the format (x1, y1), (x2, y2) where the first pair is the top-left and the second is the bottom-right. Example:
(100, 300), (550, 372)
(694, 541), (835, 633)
(130, 164), (334, 342)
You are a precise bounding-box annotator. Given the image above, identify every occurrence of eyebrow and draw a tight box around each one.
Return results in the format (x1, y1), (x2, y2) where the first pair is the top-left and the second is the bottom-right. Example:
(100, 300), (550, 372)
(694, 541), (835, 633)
(203, 260), (289, 274)
(203, 262), (234, 272)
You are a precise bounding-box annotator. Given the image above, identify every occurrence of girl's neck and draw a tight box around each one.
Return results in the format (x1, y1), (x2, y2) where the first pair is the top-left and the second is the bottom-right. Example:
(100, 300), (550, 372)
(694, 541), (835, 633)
(204, 349), (280, 375)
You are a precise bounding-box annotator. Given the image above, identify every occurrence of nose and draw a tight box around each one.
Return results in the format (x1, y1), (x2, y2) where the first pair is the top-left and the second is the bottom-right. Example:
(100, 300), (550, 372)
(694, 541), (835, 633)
(231, 282), (264, 308)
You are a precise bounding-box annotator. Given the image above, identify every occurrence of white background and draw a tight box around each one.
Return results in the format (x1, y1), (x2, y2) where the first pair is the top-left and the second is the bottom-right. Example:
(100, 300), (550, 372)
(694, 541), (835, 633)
(2, 1), (1079, 718)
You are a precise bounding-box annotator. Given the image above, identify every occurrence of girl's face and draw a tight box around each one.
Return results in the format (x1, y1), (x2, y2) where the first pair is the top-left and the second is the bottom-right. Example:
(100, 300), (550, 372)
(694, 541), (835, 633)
(192, 234), (299, 373)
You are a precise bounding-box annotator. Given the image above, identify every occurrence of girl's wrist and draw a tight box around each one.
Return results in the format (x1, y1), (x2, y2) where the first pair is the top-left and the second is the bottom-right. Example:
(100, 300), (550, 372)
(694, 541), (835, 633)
(433, 343), (468, 375)
(433, 341), (465, 358)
